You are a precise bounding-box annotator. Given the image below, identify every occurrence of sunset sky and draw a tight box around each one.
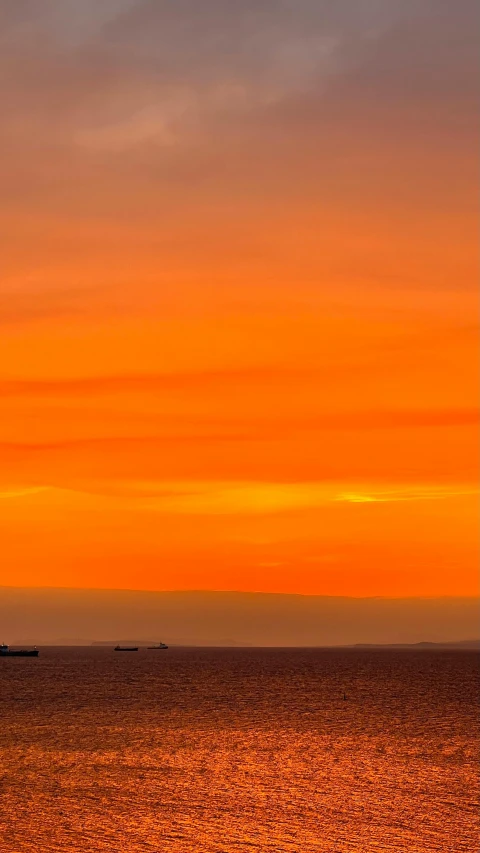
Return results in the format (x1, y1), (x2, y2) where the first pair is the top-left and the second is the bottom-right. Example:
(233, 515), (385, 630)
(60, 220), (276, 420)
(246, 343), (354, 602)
(0, 0), (478, 597)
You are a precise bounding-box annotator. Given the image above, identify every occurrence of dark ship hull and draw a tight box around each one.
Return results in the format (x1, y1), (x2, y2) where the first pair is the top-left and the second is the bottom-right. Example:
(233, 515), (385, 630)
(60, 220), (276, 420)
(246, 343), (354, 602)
(114, 646), (138, 651)
(1, 649), (39, 657)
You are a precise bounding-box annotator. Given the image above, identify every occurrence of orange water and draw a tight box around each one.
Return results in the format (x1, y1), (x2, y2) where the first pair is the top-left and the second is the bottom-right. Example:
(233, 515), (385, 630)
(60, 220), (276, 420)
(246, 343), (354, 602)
(0, 647), (478, 852)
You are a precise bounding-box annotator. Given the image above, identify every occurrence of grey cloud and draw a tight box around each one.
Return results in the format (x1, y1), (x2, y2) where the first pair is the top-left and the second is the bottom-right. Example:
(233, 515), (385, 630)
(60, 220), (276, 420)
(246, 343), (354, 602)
(0, 0), (476, 281)
(2, 0), (476, 145)
(0, 0), (137, 45)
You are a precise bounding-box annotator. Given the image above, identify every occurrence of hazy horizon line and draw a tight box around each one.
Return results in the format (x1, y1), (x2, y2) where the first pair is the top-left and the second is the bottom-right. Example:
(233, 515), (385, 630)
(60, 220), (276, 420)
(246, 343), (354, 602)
(8, 639), (480, 649)
(1, 584), (479, 601)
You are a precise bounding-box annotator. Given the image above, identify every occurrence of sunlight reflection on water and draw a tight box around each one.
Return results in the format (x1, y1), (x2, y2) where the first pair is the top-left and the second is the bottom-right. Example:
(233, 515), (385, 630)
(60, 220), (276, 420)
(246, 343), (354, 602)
(0, 647), (478, 852)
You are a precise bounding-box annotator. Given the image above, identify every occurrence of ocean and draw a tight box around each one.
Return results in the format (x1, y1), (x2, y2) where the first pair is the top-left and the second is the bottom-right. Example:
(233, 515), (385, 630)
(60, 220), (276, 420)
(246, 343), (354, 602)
(0, 647), (478, 852)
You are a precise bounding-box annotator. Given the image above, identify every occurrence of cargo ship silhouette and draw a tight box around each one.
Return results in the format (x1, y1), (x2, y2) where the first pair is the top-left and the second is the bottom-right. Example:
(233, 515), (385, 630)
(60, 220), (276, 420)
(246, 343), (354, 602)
(1, 643), (39, 657)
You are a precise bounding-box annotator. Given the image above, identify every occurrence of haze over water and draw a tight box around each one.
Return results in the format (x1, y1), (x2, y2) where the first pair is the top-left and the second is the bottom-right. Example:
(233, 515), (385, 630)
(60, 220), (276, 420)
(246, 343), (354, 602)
(1, 647), (478, 852)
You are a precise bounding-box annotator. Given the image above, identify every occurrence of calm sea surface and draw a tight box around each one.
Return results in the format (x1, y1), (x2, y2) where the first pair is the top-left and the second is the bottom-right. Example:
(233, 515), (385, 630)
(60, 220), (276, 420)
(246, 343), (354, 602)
(0, 647), (478, 852)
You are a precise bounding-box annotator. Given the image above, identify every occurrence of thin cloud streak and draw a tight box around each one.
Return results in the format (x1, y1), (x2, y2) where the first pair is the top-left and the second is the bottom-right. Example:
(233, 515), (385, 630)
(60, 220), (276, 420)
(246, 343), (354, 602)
(0, 479), (476, 515)
(0, 374), (477, 429)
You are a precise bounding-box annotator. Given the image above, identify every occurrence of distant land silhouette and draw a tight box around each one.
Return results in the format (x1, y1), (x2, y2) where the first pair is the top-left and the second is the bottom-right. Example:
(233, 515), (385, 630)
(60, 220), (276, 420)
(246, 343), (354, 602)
(90, 639), (252, 647)
(1, 587), (479, 647)
(352, 640), (480, 649)
(88, 639), (480, 649)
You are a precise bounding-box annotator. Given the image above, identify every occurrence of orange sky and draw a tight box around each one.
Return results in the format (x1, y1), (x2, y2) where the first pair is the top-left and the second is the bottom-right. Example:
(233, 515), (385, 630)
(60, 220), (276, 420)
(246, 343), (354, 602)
(0, 0), (478, 596)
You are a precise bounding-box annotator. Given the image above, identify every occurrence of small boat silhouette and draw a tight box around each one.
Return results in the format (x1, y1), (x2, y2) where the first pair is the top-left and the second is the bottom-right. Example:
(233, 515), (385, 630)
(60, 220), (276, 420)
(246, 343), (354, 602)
(114, 645), (138, 652)
(147, 642), (168, 650)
